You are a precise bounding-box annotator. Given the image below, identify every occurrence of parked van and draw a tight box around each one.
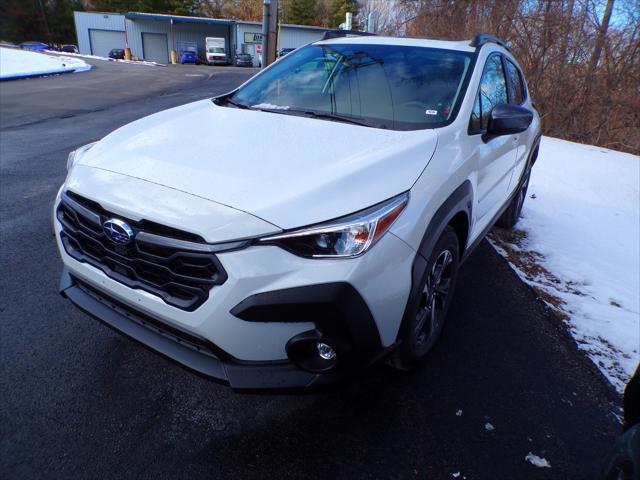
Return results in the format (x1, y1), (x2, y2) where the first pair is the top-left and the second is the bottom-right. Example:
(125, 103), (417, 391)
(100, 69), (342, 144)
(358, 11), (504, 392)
(206, 37), (227, 65)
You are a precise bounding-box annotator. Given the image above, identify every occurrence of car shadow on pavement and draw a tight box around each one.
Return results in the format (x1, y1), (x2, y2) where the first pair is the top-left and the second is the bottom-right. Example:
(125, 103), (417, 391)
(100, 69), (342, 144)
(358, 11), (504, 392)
(129, 243), (619, 480)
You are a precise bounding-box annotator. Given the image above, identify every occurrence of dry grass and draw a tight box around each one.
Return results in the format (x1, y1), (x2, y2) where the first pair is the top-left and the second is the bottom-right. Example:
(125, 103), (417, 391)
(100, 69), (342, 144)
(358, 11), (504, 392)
(488, 228), (570, 320)
(488, 225), (633, 391)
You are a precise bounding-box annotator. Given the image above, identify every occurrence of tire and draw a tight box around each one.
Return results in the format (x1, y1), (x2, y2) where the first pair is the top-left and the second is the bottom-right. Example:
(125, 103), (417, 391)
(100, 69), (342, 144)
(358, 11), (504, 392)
(391, 226), (460, 370)
(496, 160), (532, 229)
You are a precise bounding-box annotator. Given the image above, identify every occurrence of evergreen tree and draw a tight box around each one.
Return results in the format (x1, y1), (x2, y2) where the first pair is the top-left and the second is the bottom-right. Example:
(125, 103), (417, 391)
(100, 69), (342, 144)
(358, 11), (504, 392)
(0, 0), (84, 44)
(0, 0), (44, 43)
(50, 0), (84, 43)
(286, 0), (316, 26)
(92, 0), (198, 14)
(328, 0), (359, 29)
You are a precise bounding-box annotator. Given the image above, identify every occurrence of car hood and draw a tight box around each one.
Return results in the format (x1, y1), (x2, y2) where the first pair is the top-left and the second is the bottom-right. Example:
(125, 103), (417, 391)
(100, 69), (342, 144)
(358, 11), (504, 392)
(80, 99), (438, 229)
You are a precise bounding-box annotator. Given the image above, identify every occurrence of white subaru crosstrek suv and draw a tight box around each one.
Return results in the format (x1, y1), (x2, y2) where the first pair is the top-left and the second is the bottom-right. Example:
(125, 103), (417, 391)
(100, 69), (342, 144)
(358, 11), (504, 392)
(56, 33), (541, 390)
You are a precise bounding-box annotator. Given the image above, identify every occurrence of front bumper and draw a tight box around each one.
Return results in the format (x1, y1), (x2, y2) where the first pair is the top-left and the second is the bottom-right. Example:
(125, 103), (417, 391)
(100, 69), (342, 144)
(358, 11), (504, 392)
(53, 183), (415, 389)
(60, 268), (390, 390)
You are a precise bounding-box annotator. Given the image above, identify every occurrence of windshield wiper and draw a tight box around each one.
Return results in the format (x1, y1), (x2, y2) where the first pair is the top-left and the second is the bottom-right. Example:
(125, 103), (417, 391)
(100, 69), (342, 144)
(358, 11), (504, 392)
(298, 110), (377, 128)
(237, 104), (384, 129)
(256, 107), (377, 128)
(223, 97), (251, 109)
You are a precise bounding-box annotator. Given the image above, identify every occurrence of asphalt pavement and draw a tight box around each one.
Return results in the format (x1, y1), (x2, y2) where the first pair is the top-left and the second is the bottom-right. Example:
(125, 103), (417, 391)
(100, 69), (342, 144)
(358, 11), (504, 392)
(0, 58), (621, 480)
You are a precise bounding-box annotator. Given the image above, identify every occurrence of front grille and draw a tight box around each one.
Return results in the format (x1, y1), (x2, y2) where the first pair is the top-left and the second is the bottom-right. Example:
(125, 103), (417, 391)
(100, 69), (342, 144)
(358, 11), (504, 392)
(57, 191), (228, 311)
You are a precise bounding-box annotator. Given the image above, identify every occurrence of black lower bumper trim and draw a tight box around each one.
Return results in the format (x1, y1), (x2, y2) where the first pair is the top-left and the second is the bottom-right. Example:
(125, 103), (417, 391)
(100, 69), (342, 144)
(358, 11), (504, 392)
(230, 282), (383, 369)
(59, 269), (321, 390)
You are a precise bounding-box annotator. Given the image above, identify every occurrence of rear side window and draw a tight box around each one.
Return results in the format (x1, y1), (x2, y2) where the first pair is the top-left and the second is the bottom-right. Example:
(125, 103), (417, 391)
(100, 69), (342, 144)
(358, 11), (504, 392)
(469, 54), (508, 133)
(505, 59), (525, 104)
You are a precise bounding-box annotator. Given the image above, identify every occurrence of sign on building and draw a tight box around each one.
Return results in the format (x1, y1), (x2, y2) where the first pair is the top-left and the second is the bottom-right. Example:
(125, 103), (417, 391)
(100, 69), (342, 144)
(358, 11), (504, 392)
(243, 32), (263, 44)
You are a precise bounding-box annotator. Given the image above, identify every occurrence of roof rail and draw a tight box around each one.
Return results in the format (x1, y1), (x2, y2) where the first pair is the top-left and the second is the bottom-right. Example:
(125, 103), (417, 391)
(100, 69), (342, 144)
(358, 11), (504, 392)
(470, 33), (511, 52)
(320, 30), (377, 41)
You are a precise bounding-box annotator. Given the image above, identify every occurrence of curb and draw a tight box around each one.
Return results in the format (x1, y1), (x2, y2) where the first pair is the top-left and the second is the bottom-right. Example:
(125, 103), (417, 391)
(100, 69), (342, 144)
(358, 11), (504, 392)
(0, 69), (77, 81)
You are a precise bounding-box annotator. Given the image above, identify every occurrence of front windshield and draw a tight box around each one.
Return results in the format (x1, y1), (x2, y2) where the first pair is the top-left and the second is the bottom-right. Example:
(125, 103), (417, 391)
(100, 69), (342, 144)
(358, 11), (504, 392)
(208, 47), (225, 54)
(229, 43), (473, 130)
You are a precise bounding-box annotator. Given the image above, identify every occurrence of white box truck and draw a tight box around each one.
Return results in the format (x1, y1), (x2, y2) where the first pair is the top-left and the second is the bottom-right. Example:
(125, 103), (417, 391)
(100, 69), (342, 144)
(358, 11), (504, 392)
(206, 37), (228, 65)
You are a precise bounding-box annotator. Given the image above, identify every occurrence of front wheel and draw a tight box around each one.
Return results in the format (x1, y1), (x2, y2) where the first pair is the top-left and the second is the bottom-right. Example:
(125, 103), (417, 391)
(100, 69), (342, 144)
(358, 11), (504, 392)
(391, 226), (460, 370)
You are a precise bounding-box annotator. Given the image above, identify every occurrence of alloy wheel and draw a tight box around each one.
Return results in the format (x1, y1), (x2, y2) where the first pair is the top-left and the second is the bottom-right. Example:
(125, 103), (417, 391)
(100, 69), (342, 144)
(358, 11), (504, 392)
(413, 249), (454, 348)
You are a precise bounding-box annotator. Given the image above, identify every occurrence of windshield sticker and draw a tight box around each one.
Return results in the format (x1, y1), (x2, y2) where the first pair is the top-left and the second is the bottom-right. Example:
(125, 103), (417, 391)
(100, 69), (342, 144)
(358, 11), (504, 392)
(425, 109), (438, 115)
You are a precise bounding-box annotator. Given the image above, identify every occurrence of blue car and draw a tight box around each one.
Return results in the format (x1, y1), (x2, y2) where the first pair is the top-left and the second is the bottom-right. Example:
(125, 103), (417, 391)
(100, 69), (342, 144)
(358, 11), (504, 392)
(179, 50), (199, 65)
(20, 41), (49, 51)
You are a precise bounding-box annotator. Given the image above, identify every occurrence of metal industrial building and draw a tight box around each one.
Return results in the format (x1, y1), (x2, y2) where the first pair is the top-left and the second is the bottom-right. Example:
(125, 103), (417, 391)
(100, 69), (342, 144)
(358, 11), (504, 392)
(73, 11), (331, 66)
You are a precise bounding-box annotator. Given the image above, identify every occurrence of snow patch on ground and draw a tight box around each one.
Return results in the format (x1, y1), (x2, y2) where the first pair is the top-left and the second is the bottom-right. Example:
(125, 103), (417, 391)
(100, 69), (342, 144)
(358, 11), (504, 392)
(525, 452), (551, 468)
(0, 47), (91, 79)
(48, 51), (164, 67)
(489, 136), (639, 393)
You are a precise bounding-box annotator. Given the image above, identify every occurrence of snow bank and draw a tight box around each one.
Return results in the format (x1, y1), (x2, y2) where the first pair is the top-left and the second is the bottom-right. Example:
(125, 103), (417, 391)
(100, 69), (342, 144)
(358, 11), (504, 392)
(50, 51), (164, 67)
(490, 136), (639, 392)
(0, 47), (91, 79)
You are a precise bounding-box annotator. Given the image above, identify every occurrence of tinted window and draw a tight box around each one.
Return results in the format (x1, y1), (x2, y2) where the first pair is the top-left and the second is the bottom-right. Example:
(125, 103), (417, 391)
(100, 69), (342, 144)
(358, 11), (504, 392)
(470, 54), (508, 132)
(230, 44), (473, 130)
(505, 59), (525, 104)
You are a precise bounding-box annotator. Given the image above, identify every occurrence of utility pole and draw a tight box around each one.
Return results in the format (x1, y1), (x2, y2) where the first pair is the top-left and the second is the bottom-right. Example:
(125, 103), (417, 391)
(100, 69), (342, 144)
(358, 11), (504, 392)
(266, 0), (278, 66)
(260, 0), (279, 68)
(36, 0), (51, 45)
(261, 0), (269, 68)
(366, 10), (379, 33)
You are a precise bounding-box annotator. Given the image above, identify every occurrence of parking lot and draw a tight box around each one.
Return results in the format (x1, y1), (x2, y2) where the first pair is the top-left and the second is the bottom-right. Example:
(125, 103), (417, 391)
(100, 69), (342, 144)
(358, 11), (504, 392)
(0, 58), (621, 479)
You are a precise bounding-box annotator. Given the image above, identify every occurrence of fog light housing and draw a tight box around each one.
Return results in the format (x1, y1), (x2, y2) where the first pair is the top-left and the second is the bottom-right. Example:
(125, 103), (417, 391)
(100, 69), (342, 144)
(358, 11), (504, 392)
(286, 332), (341, 373)
(316, 342), (336, 360)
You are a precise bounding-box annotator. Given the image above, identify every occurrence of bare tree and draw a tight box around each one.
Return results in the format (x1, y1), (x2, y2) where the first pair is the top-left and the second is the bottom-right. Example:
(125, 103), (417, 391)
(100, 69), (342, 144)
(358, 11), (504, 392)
(393, 0), (639, 154)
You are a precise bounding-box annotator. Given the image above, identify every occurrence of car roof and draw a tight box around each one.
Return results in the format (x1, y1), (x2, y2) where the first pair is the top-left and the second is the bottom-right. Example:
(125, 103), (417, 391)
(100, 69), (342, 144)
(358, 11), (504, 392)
(315, 35), (476, 53)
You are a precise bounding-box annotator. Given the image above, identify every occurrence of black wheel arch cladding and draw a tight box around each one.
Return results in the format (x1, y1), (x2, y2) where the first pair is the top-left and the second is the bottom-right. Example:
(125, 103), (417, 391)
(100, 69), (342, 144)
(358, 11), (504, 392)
(396, 181), (471, 344)
(417, 180), (472, 263)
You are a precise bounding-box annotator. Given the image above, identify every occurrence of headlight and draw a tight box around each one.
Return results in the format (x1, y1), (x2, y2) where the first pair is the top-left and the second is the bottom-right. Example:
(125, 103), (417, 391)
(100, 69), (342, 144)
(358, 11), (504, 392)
(66, 142), (96, 171)
(259, 192), (409, 258)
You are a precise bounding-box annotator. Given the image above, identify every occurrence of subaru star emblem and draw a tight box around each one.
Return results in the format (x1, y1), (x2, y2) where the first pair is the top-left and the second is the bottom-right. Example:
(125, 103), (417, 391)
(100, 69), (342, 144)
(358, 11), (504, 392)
(102, 218), (134, 245)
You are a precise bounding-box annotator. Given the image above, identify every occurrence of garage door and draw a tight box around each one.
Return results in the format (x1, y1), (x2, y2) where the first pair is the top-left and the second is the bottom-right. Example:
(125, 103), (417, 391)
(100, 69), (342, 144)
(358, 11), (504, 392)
(142, 33), (169, 64)
(89, 29), (125, 58)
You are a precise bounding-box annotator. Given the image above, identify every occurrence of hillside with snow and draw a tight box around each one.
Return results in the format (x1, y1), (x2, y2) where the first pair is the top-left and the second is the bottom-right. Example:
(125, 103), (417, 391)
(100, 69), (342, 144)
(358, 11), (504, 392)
(0, 47), (90, 80)
(490, 137), (639, 393)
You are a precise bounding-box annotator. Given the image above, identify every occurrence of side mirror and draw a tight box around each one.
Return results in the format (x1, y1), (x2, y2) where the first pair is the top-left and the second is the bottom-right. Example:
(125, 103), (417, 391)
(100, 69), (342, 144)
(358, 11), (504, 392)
(484, 103), (533, 141)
